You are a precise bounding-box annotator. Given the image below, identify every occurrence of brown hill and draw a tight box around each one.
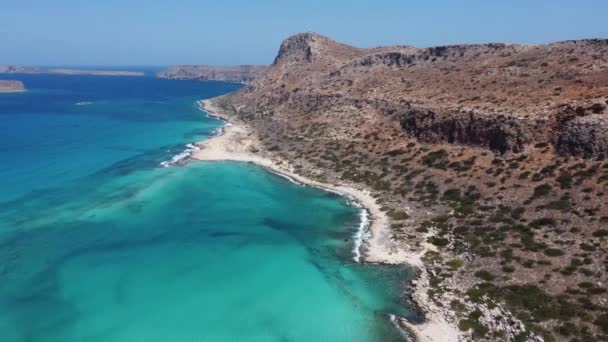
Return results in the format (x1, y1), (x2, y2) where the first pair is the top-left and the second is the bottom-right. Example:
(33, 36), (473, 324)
(229, 32), (608, 158)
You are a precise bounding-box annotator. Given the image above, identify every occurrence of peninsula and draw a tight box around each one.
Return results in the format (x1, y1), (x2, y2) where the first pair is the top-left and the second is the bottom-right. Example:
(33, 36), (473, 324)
(0, 65), (144, 77)
(196, 33), (608, 341)
(157, 65), (269, 83)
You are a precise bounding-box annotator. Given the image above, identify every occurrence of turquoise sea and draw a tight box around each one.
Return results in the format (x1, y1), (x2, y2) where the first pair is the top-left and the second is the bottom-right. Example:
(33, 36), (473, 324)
(0, 74), (415, 341)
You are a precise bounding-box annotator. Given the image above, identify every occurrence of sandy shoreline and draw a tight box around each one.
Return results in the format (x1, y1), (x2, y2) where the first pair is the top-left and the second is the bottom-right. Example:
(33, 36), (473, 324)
(192, 98), (460, 342)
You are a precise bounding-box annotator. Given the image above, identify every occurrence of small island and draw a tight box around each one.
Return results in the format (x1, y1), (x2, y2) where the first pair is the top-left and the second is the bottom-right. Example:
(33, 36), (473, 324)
(0, 80), (25, 93)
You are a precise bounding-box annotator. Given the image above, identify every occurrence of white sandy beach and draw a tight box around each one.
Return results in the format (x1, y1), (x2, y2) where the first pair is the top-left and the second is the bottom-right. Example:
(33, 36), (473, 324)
(192, 99), (460, 342)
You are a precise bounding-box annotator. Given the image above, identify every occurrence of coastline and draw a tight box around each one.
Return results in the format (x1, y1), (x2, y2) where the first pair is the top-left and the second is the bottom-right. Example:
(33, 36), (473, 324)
(191, 99), (460, 342)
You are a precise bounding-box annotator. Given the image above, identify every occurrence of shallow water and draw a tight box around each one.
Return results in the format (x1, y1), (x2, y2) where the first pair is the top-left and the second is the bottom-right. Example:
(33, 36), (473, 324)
(0, 75), (415, 341)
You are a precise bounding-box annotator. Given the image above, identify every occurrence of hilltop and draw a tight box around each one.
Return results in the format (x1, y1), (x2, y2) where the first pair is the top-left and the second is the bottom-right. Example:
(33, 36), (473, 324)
(207, 33), (608, 341)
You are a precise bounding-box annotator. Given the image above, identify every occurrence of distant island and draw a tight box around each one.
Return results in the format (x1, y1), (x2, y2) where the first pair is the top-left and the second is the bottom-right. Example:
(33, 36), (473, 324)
(0, 65), (144, 77)
(156, 65), (268, 83)
(0, 80), (25, 93)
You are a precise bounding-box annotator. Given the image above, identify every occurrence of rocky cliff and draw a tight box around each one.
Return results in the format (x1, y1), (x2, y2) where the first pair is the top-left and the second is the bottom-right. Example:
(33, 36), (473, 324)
(227, 32), (608, 159)
(156, 65), (269, 83)
(0, 80), (25, 92)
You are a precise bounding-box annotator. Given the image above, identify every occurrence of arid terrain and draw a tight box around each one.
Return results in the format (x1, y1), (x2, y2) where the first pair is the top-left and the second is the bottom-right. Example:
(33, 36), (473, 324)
(208, 33), (608, 341)
(157, 65), (268, 83)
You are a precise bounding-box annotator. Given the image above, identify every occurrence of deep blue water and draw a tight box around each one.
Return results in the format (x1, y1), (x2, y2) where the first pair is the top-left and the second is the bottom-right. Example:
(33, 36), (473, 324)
(0, 75), (414, 341)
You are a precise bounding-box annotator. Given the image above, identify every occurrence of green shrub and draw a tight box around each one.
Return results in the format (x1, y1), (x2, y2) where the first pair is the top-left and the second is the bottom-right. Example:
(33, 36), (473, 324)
(428, 236), (449, 247)
(446, 258), (464, 269)
(442, 188), (461, 202)
(556, 172), (573, 189)
(592, 229), (608, 237)
(421, 149), (449, 169)
(595, 314), (608, 333)
(529, 218), (556, 228)
(544, 248), (564, 257)
(531, 183), (552, 200)
(474, 270), (496, 281)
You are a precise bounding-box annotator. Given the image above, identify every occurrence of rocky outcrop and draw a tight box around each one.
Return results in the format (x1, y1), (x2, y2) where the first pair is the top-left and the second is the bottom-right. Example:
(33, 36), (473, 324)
(0, 80), (25, 92)
(156, 65), (268, 83)
(400, 109), (546, 154)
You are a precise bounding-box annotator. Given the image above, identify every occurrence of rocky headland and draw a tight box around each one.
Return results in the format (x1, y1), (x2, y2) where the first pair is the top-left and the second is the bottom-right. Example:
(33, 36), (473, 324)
(157, 65), (269, 83)
(201, 33), (608, 341)
(0, 80), (25, 92)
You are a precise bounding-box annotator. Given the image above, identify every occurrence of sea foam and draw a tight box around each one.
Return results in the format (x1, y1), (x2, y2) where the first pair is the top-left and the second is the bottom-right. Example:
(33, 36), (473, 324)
(352, 204), (370, 263)
(159, 143), (201, 167)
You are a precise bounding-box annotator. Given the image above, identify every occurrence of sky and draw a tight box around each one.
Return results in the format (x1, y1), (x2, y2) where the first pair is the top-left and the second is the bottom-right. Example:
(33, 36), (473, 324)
(1, 0), (607, 66)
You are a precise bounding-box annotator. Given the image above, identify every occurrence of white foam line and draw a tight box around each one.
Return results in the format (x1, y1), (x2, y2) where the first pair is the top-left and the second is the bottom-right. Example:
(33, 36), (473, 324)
(388, 314), (416, 342)
(159, 144), (201, 168)
(352, 207), (370, 263)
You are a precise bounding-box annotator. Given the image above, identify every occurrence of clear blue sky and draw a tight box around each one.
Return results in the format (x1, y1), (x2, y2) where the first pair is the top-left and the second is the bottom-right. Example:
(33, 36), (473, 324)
(2, 0), (607, 66)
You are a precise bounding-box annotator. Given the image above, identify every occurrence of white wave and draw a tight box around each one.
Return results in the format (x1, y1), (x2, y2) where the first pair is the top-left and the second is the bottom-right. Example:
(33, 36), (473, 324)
(75, 101), (93, 106)
(159, 144), (201, 168)
(269, 170), (304, 186)
(352, 207), (370, 263)
(388, 314), (415, 342)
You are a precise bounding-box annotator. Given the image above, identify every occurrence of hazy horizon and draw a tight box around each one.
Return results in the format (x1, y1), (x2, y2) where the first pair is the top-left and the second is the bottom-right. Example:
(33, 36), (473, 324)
(2, 0), (607, 66)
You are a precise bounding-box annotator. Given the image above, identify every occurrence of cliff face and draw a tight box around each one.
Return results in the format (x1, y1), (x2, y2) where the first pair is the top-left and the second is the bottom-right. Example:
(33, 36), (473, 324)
(0, 80), (25, 92)
(227, 33), (608, 158)
(156, 65), (269, 83)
